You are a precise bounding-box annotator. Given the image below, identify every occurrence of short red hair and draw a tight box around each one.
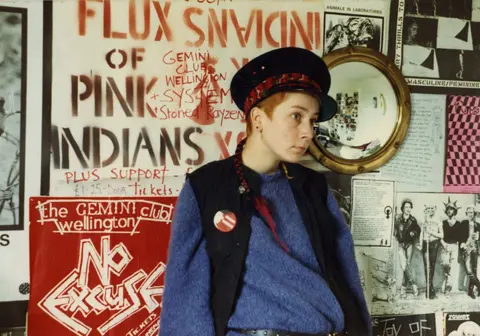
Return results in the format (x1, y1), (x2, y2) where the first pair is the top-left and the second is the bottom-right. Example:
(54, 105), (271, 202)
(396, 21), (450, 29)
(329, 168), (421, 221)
(246, 92), (288, 135)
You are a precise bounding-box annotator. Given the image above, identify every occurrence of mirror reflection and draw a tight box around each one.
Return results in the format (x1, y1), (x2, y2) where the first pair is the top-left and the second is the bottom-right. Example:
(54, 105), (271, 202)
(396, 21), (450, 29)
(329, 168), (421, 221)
(314, 61), (398, 160)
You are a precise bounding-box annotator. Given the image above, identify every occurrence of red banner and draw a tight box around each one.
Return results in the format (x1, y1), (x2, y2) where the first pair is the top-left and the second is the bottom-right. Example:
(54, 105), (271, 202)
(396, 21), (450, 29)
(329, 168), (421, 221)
(27, 196), (176, 336)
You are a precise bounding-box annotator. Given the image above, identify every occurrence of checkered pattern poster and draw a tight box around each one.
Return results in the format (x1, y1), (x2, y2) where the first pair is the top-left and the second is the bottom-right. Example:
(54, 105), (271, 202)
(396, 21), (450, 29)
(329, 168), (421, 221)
(444, 95), (480, 192)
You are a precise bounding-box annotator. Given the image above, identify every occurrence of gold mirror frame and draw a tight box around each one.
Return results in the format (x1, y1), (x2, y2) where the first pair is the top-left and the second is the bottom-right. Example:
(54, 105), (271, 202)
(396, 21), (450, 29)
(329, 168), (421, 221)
(308, 46), (411, 174)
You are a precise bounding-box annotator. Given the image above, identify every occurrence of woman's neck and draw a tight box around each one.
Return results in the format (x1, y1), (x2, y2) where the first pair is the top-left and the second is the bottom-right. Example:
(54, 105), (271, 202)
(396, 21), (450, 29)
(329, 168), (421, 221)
(241, 135), (279, 174)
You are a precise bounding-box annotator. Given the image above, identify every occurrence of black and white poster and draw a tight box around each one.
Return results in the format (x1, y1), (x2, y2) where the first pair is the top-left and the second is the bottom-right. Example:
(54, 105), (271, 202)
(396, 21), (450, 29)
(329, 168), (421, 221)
(368, 248), (397, 307)
(324, 0), (388, 55)
(390, 0), (480, 93)
(0, 327), (25, 336)
(0, 7), (25, 230)
(0, 0), (43, 331)
(372, 313), (436, 336)
(324, 171), (353, 228)
(444, 312), (480, 335)
(370, 192), (480, 315)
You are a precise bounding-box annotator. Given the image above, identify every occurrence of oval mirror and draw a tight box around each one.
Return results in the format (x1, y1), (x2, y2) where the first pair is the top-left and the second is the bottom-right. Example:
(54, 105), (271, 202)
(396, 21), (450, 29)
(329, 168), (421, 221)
(309, 46), (411, 174)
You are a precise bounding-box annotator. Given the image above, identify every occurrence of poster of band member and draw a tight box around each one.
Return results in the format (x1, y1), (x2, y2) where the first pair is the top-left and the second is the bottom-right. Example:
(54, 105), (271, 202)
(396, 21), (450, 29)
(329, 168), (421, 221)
(444, 312), (480, 335)
(389, 0), (480, 93)
(323, 0), (388, 55)
(351, 179), (395, 246)
(45, 0), (325, 197)
(28, 196), (175, 336)
(371, 313), (436, 336)
(371, 191), (480, 315)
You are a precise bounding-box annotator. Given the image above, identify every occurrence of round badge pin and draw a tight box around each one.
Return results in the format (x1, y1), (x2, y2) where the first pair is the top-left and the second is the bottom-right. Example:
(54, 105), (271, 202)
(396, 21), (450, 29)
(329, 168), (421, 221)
(214, 210), (237, 232)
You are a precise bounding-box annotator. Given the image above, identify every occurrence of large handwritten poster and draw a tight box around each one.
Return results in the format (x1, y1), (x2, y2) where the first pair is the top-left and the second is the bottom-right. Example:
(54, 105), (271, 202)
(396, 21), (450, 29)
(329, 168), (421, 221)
(372, 314), (436, 336)
(27, 196), (175, 336)
(380, 93), (446, 192)
(47, 0), (325, 197)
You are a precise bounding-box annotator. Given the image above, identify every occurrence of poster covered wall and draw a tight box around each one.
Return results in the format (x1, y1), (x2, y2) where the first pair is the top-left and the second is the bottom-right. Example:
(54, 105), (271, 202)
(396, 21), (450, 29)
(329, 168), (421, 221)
(16, 0), (480, 335)
(46, 0), (326, 197)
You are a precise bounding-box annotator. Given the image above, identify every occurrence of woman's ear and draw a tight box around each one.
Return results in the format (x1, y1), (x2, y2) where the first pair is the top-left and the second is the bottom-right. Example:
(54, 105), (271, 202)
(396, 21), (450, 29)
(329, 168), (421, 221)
(250, 107), (263, 131)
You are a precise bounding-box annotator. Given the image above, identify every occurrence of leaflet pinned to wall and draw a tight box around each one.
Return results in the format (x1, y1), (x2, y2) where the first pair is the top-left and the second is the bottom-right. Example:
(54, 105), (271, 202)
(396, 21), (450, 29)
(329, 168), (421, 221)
(351, 179), (395, 246)
(323, 0), (389, 55)
(380, 93), (446, 193)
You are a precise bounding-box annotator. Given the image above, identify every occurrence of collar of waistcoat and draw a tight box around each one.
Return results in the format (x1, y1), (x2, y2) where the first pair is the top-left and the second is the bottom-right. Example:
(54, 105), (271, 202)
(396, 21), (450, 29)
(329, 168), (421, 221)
(238, 159), (308, 195)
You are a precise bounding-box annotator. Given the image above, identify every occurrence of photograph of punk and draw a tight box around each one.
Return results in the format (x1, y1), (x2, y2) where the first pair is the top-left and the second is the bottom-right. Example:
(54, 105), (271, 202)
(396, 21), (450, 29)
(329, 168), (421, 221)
(447, 321), (480, 336)
(0, 10), (23, 228)
(395, 0), (480, 85)
(445, 312), (480, 336)
(159, 47), (371, 336)
(372, 192), (480, 314)
(324, 13), (383, 54)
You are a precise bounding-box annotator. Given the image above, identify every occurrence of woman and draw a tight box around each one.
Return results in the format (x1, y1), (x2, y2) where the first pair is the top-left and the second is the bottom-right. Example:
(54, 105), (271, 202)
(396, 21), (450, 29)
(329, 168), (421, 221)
(394, 198), (420, 297)
(159, 47), (371, 336)
(420, 204), (443, 299)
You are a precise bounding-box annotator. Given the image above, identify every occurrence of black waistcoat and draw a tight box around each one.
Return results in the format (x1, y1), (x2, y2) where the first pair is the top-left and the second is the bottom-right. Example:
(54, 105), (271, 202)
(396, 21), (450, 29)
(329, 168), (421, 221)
(187, 156), (368, 336)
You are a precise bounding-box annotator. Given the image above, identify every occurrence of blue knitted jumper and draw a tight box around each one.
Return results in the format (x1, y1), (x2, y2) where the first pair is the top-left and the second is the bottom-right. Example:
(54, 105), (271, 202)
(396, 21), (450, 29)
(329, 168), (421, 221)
(159, 170), (370, 335)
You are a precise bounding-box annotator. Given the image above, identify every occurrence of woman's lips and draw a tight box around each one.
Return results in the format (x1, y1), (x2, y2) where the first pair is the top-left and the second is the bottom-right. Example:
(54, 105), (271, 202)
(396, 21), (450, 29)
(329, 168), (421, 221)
(293, 146), (306, 152)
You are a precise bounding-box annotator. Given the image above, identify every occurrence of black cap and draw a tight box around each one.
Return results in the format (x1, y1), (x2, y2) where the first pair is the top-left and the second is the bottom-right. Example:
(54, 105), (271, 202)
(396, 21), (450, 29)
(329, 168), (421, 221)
(230, 47), (337, 122)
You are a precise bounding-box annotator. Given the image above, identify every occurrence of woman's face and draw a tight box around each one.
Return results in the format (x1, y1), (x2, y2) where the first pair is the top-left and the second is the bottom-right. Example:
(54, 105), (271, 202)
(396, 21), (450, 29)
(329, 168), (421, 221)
(425, 206), (435, 217)
(446, 208), (454, 217)
(403, 203), (412, 215)
(259, 92), (319, 163)
(467, 208), (475, 220)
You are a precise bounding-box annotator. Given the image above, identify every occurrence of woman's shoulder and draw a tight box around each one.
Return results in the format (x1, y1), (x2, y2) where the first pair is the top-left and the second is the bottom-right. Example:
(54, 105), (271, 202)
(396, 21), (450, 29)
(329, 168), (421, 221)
(410, 214), (419, 222)
(186, 157), (237, 198)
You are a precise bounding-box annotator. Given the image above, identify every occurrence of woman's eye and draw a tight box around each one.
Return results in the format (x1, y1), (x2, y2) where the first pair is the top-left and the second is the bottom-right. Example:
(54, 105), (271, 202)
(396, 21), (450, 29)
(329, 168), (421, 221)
(291, 112), (301, 121)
